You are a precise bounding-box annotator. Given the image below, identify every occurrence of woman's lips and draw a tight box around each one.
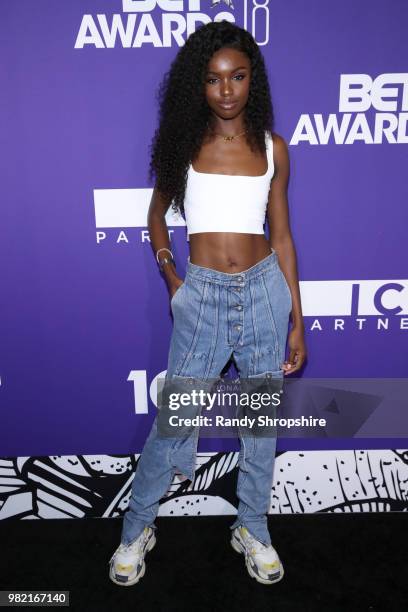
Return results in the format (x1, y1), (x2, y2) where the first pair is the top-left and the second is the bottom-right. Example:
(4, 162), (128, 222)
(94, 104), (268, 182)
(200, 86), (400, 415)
(218, 101), (237, 110)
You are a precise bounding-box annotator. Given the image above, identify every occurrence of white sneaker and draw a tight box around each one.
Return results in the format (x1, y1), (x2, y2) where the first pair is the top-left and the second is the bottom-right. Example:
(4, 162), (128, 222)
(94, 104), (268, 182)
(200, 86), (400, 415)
(231, 526), (284, 585)
(108, 527), (156, 586)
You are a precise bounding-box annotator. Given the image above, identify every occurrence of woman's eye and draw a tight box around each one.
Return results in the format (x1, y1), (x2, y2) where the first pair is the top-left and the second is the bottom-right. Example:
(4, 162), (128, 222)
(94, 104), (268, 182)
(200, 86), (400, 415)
(206, 74), (246, 85)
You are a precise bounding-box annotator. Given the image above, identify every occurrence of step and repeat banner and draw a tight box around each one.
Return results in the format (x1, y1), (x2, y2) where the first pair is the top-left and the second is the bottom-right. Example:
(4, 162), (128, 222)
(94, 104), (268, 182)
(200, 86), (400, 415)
(1, 1), (407, 520)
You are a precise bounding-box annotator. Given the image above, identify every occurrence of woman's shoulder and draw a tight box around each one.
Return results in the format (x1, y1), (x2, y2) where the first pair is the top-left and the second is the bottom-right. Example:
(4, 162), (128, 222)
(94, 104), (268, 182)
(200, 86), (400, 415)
(264, 131), (288, 155)
(269, 131), (288, 150)
(269, 131), (290, 170)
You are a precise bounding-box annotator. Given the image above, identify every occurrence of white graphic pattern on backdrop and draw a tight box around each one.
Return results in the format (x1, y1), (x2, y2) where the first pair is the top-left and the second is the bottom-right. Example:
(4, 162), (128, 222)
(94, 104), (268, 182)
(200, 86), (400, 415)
(1, 449), (407, 520)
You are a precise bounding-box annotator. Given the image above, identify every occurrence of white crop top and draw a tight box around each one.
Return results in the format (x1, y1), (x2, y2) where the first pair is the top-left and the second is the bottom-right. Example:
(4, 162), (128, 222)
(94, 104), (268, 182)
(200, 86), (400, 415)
(183, 131), (274, 236)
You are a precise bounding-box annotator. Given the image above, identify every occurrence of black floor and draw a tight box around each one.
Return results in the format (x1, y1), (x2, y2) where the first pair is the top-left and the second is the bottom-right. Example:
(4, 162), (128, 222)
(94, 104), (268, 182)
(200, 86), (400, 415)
(1, 513), (407, 611)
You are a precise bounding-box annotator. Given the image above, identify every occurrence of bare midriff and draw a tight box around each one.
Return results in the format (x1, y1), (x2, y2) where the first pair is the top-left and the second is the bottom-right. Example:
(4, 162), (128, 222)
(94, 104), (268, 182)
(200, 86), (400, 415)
(188, 232), (272, 273)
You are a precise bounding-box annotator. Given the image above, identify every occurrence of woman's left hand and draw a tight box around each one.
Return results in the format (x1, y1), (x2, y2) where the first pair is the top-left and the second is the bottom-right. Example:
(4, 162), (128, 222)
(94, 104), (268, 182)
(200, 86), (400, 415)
(281, 326), (307, 375)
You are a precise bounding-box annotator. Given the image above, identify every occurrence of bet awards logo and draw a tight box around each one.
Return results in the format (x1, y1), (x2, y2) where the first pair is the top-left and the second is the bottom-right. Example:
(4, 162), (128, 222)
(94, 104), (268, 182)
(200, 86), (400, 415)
(75, 0), (271, 49)
(291, 73), (408, 145)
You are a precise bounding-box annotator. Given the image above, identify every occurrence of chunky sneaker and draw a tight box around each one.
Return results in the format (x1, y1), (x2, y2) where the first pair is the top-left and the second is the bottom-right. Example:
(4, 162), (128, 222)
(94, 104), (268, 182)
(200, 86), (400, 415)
(108, 527), (156, 586)
(231, 526), (284, 585)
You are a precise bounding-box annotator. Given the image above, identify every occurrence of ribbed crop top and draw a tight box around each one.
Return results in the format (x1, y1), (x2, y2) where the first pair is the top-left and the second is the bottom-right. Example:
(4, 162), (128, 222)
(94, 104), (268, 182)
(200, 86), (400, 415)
(183, 131), (274, 236)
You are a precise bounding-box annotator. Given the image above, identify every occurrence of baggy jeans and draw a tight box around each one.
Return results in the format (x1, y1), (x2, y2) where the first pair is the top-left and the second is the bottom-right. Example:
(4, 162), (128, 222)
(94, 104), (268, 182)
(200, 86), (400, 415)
(121, 248), (292, 548)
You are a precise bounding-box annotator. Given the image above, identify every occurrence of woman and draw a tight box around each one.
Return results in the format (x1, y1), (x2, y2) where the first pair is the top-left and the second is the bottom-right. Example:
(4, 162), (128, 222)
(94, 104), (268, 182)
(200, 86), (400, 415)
(109, 20), (306, 587)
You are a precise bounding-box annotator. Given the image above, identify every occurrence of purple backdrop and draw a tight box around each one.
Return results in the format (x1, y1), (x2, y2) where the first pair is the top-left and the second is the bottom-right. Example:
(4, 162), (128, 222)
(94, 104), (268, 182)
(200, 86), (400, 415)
(1, 0), (407, 458)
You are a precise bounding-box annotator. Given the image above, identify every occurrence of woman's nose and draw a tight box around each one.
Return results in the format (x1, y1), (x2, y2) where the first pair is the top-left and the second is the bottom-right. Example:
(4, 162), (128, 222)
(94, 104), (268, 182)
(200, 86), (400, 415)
(220, 80), (233, 96)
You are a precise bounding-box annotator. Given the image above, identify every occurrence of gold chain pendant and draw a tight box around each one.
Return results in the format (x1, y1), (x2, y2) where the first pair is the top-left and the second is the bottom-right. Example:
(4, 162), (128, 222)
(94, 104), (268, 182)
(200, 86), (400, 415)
(211, 129), (247, 142)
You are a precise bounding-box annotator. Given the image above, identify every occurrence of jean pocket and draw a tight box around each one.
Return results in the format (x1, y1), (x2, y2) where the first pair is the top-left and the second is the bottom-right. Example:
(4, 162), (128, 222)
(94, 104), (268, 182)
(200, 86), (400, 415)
(278, 267), (292, 307)
(248, 369), (283, 379)
(246, 369), (284, 407)
(170, 281), (186, 309)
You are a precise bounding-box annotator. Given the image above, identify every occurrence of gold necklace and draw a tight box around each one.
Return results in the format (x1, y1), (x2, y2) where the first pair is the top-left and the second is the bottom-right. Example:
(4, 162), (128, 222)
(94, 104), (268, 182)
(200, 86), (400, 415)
(212, 129), (247, 142)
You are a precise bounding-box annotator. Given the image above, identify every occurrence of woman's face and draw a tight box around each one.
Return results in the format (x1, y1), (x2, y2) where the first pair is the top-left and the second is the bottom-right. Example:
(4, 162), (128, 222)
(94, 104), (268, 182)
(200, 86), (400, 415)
(204, 47), (251, 120)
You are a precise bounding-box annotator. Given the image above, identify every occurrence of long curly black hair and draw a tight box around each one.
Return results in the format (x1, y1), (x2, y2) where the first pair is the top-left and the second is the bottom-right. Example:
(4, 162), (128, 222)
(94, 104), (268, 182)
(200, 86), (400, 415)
(148, 20), (275, 216)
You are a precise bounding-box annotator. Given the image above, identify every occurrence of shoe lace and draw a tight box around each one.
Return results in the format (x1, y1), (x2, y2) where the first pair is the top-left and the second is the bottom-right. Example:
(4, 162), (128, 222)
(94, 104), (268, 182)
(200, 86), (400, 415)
(244, 530), (269, 555)
(109, 534), (144, 565)
(121, 539), (143, 554)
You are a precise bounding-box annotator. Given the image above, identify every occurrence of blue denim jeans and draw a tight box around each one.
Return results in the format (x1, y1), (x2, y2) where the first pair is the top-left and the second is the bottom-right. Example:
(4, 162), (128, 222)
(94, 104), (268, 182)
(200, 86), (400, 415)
(121, 247), (292, 548)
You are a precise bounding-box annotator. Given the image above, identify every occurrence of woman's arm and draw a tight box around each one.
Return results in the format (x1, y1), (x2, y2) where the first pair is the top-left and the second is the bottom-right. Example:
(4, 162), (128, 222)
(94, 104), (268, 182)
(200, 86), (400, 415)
(266, 133), (307, 375)
(147, 187), (184, 299)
